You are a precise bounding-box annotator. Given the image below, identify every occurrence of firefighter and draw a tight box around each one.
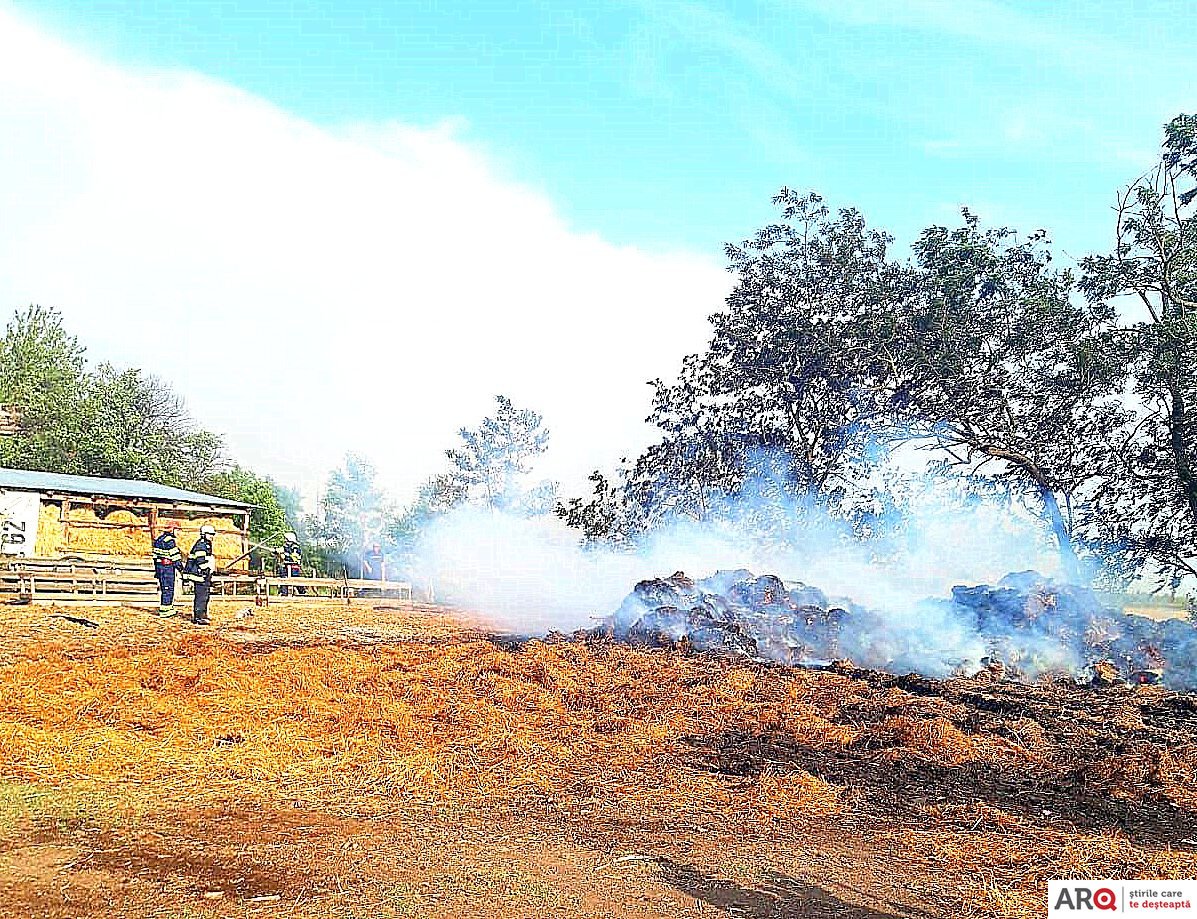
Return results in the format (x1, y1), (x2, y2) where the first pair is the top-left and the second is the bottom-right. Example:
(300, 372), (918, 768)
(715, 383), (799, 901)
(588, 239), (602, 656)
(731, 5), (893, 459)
(362, 542), (386, 581)
(151, 523), (183, 617)
(278, 531), (305, 596)
(181, 524), (218, 625)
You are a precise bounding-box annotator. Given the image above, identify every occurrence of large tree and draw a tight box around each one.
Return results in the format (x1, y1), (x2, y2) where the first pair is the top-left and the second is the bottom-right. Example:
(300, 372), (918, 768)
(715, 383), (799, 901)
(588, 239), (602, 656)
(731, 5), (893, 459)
(0, 305), (89, 472)
(562, 193), (908, 540)
(895, 216), (1128, 580)
(76, 364), (224, 486)
(440, 395), (555, 514)
(1081, 113), (1197, 587)
(203, 466), (292, 544)
(306, 453), (394, 574)
(391, 396), (556, 567)
(562, 193), (1129, 580)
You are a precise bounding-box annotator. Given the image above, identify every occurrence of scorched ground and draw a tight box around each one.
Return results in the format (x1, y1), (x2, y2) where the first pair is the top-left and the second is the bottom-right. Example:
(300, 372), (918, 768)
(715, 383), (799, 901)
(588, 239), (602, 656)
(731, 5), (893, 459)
(0, 599), (1195, 919)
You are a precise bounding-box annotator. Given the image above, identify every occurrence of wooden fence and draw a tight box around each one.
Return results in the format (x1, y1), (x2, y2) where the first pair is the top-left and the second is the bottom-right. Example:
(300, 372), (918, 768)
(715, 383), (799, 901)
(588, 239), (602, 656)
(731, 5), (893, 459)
(0, 557), (412, 605)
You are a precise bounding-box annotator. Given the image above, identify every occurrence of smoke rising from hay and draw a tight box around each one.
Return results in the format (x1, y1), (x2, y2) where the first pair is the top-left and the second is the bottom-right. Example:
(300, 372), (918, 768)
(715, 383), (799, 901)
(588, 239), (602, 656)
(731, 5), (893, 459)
(412, 493), (1197, 687)
(411, 477), (1063, 641)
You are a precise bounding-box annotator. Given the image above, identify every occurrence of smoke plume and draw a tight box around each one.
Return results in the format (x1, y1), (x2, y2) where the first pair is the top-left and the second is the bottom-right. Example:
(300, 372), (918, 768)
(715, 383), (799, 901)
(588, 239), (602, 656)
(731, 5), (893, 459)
(410, 477), (1064, 639)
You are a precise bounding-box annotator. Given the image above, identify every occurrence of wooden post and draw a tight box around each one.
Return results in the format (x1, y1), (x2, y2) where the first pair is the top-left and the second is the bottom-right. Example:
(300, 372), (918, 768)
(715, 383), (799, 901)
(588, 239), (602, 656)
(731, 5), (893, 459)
(61, 499), (71, 557)
(238, 510), (250, 573)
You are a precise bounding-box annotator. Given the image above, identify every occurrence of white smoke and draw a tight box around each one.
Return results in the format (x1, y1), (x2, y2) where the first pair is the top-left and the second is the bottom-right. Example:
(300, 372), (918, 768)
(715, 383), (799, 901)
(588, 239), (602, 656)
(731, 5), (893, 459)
(411, 483), (1062, 637)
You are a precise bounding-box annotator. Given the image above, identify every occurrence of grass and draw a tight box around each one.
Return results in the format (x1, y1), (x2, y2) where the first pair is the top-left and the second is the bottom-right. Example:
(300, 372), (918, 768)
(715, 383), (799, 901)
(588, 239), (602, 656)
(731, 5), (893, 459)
(0, 777), (130, 834)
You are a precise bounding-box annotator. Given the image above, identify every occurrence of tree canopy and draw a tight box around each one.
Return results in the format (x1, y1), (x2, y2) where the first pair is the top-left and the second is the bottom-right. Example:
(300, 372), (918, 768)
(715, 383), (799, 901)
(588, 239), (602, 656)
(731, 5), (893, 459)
(562, 113), (1197, 593)
(0, 306), (224, 488)
(441, 395), (554, 513)
(10, 113), (1197, 596)
(304, 453), (394, 574)
(1079, 113), (1197, 588)
(0, 306), (297, 567)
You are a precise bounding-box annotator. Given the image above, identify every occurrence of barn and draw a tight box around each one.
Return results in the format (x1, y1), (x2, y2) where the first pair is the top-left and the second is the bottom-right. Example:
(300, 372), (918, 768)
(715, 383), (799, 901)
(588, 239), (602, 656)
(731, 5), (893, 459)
(0, 468), (253, 602)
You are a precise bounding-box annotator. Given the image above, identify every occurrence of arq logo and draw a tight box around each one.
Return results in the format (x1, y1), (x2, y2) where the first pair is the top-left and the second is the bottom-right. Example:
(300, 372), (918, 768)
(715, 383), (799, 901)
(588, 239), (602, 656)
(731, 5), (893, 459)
(1054, 886), (1118, 911)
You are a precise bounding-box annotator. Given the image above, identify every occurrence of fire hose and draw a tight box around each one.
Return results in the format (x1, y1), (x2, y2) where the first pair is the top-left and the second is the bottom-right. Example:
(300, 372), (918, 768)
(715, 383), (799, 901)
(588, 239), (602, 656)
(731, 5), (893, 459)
(176, 532), (286, 581)
(216, 531), (288, 575)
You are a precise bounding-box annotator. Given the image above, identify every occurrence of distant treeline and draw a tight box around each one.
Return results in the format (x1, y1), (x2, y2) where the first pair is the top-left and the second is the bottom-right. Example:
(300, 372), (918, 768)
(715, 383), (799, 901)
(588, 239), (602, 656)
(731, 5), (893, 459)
(7, 113), (1195, 593)
(0, 309), (554, 576)
(0, 305), (301, 554)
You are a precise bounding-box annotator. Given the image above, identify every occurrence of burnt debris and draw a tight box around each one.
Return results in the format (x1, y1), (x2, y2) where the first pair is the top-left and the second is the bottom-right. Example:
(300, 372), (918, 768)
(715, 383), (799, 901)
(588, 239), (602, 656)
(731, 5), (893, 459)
(606, 569), (1197, 689)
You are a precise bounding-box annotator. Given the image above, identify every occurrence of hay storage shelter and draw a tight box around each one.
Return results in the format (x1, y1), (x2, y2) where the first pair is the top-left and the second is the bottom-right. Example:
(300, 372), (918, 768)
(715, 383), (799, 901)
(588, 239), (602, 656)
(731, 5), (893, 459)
(0, 468), (252, 572)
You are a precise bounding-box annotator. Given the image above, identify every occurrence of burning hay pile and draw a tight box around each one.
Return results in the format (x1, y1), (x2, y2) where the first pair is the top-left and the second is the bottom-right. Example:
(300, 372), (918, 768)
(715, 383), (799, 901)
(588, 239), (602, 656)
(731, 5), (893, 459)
(606, 569), (1197, 689)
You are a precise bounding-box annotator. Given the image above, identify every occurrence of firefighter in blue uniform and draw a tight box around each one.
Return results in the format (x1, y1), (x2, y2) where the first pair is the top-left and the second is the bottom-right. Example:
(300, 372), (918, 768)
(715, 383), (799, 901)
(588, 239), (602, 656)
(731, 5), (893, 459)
(181, 524), (217, 625)
(152, 524), (183, 617)
(362, 543), (386, 581)
(278, 531), (304, 596)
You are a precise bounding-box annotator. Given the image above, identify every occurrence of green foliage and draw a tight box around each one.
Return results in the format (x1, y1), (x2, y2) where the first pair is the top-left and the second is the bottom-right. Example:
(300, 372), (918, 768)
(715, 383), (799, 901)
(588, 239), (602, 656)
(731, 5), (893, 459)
(636, 192), (901, 523)
(557, 469), (640, 546)
(442, 395), (554, 513)
(75, 364), (224, 486)
(0, 306), (226, 488)
(1163, 113), (1197, 204)
(1079, 112), (1197, 588)
(389, 473), (465, 546)
(390, 396), (556, 568)
(0, 306), (295, 569)
(0, 305), (90, 473)
(561, 190), (1132, 580)
(202, 465), (289, 543)
(897, 214), (1128, 580)
(556, 192), (918, 544)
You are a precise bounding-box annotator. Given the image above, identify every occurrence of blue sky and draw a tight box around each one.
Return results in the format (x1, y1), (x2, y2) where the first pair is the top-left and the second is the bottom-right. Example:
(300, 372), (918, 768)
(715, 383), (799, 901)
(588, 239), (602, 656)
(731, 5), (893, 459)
(18, 0), (1195, 259)
(1, 1), (1194, 503)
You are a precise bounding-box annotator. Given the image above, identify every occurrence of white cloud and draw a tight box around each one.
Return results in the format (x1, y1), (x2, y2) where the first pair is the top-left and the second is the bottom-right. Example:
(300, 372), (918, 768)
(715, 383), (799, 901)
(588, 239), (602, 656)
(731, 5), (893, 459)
(0, 5), (731, 502)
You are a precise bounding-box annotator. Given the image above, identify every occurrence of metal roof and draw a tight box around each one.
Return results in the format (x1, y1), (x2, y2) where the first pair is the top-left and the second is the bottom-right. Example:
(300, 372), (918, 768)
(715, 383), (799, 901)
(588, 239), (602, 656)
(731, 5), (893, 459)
(0, 468), (252, 508)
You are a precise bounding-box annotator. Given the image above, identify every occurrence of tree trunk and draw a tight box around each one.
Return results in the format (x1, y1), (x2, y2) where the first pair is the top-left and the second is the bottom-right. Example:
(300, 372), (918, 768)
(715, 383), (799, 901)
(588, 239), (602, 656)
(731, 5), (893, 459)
(1168, 383), (1197, 526)
(977, 442), (1083, 582)
(1039, 485), (1082, 583)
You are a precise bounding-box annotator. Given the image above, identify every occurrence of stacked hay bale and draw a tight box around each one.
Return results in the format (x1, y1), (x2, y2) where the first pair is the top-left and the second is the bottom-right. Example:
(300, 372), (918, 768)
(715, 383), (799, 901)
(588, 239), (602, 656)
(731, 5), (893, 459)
(32, 501), (64, 556)
(171, 515), (245, 568)
(30, 500), (247, 570)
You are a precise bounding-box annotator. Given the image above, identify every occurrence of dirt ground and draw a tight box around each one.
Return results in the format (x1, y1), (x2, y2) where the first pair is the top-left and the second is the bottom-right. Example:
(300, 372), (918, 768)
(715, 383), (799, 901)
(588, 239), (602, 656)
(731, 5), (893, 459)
(1, 599), (1195, 919)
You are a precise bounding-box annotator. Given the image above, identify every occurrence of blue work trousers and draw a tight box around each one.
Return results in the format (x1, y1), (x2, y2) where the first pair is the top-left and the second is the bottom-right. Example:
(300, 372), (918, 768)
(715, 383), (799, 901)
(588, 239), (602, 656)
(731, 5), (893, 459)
(155, 563), (176, 606)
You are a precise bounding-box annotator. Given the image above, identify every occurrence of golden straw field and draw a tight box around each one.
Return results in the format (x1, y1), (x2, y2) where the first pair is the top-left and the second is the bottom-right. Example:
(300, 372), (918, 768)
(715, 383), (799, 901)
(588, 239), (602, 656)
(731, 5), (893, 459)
(1, 599), (1195, 918)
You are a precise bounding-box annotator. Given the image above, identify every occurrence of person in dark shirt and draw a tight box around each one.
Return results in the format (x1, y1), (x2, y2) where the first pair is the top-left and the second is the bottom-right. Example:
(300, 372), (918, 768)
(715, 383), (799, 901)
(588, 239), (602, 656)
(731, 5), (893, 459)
(362, 543), (386, 581)
(151, 524), (182, 617)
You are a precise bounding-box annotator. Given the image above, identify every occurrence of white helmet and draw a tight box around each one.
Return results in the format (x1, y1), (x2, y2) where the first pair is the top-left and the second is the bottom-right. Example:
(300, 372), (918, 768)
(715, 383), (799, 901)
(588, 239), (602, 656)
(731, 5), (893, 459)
(285, 532), (297, 543)
(200, 524), (216, 537)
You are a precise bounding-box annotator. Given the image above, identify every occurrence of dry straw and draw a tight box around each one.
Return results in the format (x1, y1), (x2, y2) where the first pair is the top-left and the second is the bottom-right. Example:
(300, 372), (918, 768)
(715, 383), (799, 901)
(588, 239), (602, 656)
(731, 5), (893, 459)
(0, 601), (1194, 919)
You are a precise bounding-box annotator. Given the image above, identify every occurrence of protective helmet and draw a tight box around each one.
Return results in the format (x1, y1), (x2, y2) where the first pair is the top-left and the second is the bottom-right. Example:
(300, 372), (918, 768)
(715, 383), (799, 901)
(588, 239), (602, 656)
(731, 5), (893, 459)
(200, 524), (216, 537)
(285, 532), (297, 543)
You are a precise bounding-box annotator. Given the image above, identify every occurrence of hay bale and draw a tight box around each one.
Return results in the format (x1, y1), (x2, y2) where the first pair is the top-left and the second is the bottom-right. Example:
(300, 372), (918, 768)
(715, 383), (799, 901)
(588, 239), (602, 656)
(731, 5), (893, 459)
(33, 501), (65, 555)
(66, 505), (152, 556)
(23, 500), (245, 568)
